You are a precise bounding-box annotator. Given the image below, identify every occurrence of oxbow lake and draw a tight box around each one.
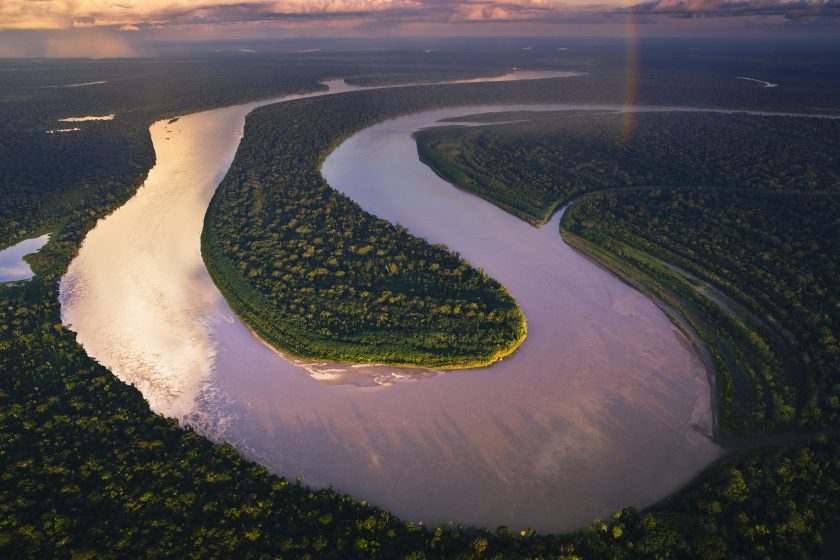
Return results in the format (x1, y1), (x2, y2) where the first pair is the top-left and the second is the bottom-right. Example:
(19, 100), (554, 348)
(0, 234), (49, 282)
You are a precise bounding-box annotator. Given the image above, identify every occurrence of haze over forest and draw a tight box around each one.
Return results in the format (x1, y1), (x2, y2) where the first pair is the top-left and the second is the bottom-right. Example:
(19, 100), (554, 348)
(2, 0), (840, 58)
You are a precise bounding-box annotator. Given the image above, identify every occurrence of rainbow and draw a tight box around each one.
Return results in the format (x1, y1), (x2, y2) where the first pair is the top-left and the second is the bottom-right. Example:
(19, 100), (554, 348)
(622, 10), (640, 144)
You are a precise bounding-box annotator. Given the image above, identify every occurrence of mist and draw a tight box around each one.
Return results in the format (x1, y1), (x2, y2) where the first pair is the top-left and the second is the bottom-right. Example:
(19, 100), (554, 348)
(0, 30), (143, 58)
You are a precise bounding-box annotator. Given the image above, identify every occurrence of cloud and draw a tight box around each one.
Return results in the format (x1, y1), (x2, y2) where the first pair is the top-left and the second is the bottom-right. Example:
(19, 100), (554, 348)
(448, 1), (562, 22)
(0, 1), (428, 29)
(0, 0), (837, 33)
(624, 0), (840, 19)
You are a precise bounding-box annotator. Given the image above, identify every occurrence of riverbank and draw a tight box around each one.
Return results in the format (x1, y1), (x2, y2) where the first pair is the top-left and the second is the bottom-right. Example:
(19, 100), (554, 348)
(0, 233), (50, 282)
(414, 109), (840, 435)
(57, 73), (840, 533)
(199, 75), (582, 370)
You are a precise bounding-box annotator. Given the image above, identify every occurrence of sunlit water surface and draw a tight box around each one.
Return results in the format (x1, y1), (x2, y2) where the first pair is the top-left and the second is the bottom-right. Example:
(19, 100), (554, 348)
(58, 73), (747, 532)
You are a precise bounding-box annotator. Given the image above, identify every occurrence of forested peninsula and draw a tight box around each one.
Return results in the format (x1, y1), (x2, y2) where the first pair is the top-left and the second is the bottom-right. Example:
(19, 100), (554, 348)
(411, 109), (840, 556)
(416, 110), (840, 432)
(5, 51), (840, 557)
(202, 77), (840, 369)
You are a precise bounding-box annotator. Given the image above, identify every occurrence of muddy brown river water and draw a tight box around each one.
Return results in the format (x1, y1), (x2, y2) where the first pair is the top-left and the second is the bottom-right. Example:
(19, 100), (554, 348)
(59, 73), (735, 532)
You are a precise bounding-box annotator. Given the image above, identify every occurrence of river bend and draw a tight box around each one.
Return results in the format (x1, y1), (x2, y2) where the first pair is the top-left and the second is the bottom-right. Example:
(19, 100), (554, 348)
(59, 73), (749, 531)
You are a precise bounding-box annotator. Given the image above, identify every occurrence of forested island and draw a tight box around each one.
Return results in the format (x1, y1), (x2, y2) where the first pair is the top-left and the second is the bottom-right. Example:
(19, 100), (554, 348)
(3, 43), (840, 558)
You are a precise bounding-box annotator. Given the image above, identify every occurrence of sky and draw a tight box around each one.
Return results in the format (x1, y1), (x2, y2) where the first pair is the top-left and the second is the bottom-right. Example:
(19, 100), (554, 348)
(1, 0), (838, 57)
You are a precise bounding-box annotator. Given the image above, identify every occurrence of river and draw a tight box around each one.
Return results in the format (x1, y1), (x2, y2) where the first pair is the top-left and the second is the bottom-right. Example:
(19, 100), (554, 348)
(59, 72), (749, 532)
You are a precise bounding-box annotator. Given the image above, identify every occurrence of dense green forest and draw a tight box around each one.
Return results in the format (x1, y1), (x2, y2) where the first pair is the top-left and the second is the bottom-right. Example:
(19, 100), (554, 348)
(4, 45), (840, 557)
(4, 254), (840, 558)
(565, 190), (840, 432)
(408, 108), (840, 555)
(0, 60), (320, 247)
(416, 112), (840, 224)
(202, 82), (840, 368)
(201, 88), (566, 367)
(0, 53), (526, 248)
(416, 111), (840, 433)
(4, 44), (840, 249)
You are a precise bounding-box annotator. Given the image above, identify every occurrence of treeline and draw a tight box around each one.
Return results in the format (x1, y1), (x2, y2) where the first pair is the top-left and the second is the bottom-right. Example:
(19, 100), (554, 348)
(416, 111), (840, 432)
(203, 77), (840, 368)
(0, 54), (535, 248)
(7, 50), (840, 249)
(0, 59), (333, 247)
(343, 70), (502, 86)
(4, 51), (840, 557)
(5, 52), (840, 248)
(416, 112), (840, 224)
(565, 190), (840, 431)
(4, 269), (840, 558)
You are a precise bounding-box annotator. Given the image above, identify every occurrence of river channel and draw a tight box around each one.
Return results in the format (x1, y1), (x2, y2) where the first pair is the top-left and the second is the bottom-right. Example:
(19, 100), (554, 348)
(60, 73), (734, 531)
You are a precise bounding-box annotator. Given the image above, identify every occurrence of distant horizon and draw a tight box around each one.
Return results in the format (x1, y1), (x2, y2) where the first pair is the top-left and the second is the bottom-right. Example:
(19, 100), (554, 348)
(2, 33), (840, 60)
(1, 0), (839, 58)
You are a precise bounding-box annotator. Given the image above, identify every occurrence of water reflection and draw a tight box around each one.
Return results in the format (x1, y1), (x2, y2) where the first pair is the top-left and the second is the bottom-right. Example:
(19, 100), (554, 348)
(0, 234), (48, 282)
(60, 75), (727, 532)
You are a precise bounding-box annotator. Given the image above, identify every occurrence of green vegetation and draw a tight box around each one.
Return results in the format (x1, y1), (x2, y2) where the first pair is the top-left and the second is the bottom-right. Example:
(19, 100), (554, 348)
(408, 107), (840, 556)
(4, 254), (840, 557)
(0, 54), (520, 248)
(5, 46), (840, 558)
(3, 282), (839, 559)
(0, 60), (328, 248)
(416, 111), (840, 432)
(565, 190), (840, 431)
(416, 111), (840, 225)
(202, 87), (584, 367)
(208, 68), (840, 368)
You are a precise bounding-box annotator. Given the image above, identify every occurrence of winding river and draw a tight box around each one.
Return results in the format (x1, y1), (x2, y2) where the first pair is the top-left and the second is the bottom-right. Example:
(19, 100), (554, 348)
(59, 72), (737, 532)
